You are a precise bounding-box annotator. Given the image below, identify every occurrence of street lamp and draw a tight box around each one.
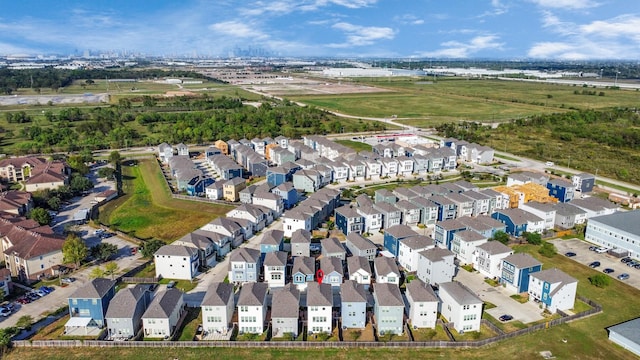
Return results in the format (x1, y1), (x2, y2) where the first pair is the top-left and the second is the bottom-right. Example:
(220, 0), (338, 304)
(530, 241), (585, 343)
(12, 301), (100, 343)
(615, 71), (620, 87)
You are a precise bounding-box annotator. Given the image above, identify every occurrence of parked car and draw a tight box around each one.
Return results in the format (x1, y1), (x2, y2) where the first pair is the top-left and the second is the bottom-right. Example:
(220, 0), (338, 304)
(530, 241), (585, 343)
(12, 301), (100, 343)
(499, 314), (514, 322)
(564, 252), (577, 257)
(16, 297), (30, 304)
(588, 261), (601, 268)
(0, 307), (11, 317)
(627, 261), (639, 268)
(39, 286), (54, 294)
(603, 268), (615, 274)
(618, 273), (630, 280)
(595, 247), (609, 254)
(34, 290), (47, 297)
(621, 257), (632, 263)
(62, 277), (76, 284)
(167, 281), (176, 289)
(589, 246), (598, 251)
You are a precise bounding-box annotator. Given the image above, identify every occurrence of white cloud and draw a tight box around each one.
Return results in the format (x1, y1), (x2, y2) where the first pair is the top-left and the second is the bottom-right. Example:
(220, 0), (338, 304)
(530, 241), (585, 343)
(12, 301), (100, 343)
(242, 0), (377, 15)
(479, 0), (508, 17)
(393, 14), (424, 25)
(579, 15), (640, 39)
(419, 35), (504, 58)
(208, 21), (268, 39)
(327, 22), (395, 47)
(529, 0), (600, 10)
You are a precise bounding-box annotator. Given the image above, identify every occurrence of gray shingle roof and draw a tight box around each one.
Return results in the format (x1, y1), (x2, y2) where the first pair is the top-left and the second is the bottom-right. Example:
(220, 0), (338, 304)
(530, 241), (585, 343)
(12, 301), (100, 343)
(237, 282), (269, 306)
(71, 278), (116, 299)
(495, 208), (543, 225)
(321, 237), (345, 255)
(439, 281), (482, 305)
(264, 251), (288, 267)
(306, 282), (333, 306)
(503, 253), (542, 269)
(419, 247), (455, 262)
(340, 280), (367, 303)
(476, 241), (512, 255)
(373, 282), (404, 306)
(531, 268), (577, 286)
(292, 256), (315, 275)
(522, 201), (556, 213)
(570, 197), (618, 212)
(436, 218), (467, 231)
(142, 288), (183, 319)
(229, 248), (260, 263)
(454, 230), (486, 243)
(319, 256), (343, 277)
(201, 282), (235, 307)
(261, 229), (284, 246)
(374, 256), (399, 277)
(105, 286), (148, 319)
(384, 224), (417, 239)
(400, 235), (434, 250)
(347, 256), (371, 275)
(271, 285), (300, 318)
(154, 244), (197, 257)
(346, 232), (376, 251)
(554, 202), (586, 217)
(406, 279), (438, 303)
(607, 318), (640, 346)
(290, 229), (311, 244)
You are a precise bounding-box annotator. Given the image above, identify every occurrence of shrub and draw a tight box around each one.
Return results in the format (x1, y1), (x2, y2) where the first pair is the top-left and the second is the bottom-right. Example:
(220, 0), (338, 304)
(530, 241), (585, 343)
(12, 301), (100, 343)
(538, 242), (557, 258)
(589, 274), (611, 288)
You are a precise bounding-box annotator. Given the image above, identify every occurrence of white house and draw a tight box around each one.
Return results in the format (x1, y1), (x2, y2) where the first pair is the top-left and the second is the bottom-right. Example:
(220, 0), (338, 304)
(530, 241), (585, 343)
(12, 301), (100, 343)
(271, 285), (300, 338)
(237, 282), (269, 334)
(519, 201), (557, 231)
(142, 289), (185, 339)
(154, 245), (198, 281)
(527, 268), (577, 313)
(340, 280), (368, 329)
(347, 256), (372, 290)
(373, 283), (405, 335)
(263, 251), (288, 289)
(473, 241), (513, 279)
(451, 230), (487, 265)
(438, 282), (483, 333)
(417, 247), (456, 286)
(282, 209), (313, 237)
(397, 235), (434, 273)
(374, 256), (400, 286)
(356, 205), (383, 234)
(201, 282), (235, 335)
(307, 282), (333, 335)
(405, 279), (439, 329)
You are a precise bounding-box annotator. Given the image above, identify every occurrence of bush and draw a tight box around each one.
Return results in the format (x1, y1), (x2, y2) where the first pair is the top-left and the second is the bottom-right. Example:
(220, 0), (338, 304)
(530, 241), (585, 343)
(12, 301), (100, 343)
(523, 232), (542, 245)
(588, 274), (611, 288)
(538, 242), (557, 258)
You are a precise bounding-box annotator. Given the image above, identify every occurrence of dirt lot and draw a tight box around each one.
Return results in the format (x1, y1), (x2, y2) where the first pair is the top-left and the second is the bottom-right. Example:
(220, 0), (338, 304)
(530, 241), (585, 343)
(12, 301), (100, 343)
(249, 80), (388, 96)
(0, 93), (109, 106)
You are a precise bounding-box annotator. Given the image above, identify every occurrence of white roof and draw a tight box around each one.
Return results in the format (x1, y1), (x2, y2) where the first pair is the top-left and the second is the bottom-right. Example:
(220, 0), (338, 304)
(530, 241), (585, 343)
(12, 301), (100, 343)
(65, 317), (94, 327)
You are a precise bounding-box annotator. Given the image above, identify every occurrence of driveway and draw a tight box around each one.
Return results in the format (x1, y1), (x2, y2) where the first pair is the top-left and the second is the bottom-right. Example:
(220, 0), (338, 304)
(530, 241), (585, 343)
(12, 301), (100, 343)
(454, 268), (544, 324)
(550, 238), (640, 289)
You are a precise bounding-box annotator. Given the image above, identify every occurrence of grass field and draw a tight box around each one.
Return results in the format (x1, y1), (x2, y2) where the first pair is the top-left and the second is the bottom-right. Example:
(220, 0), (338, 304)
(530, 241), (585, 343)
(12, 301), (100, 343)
(288, 77), (640, 128)
(98, 158), (232, 241)
(9, 240), (640, 359)
(334, 139), (373, 152)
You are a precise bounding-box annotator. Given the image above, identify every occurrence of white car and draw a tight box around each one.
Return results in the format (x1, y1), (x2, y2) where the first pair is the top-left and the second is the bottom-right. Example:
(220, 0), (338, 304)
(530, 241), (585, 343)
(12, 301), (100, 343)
(595, 247), (609, 254)
(545, 161), (555, 166)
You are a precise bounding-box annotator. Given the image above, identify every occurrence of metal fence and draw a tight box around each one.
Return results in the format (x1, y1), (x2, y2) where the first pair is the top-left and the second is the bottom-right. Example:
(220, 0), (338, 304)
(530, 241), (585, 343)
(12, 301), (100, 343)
(12, 297), (602, 349)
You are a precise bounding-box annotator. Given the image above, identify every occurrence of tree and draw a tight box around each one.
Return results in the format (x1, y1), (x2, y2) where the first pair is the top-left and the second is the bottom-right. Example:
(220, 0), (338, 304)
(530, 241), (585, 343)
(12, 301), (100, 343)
(62, 234), (88, 269)
(109, 150), (122, 166)
(28, 207), (51, 226)
(16, 315), (33, 330)
(140, 239), (165, 258)
(104, 262), (119, 280)
(90, 243), (118, 262)
(490, 231), (509, 245)
(0, 327), (18, 356)
(47, 196), (62, 211)
(538, 242), (557, 258)
(89, 266), (105, 279)
(70, 174), (94, 194)
(0, 288), (4, 303)
(66, 155), (90, 175)
(523, 232), (542, 245)
(97, 167), (116, 179)
(588, 274), (611, 288)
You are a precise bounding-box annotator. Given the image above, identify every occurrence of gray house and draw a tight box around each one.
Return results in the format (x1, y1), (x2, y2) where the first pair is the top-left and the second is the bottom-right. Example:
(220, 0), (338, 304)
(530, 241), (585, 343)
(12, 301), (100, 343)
(228, 248), (261, 284)
(340, 280), (368, 329)
(271, 284), (301, 338)
(319, 256), (344, 288)
(142, 289), (185, 339)
(345, 232), (377, 261)
(373, 283), (405, 335)
(290, 229), (311, 257)
(374, 202), (402, 229)
(321, 237), (346, 260)
(105, 285), (151, 340)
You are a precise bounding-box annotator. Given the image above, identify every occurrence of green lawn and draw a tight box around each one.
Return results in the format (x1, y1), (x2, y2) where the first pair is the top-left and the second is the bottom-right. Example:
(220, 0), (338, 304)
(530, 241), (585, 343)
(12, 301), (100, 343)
(98, 159), (232, 241)
(176, 308), (201, 341)
(334, 139), (373, 152)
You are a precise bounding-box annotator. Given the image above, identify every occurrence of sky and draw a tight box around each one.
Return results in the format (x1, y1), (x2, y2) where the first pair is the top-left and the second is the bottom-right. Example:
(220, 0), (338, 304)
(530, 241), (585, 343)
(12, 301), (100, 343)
(1, 0), (639, 59)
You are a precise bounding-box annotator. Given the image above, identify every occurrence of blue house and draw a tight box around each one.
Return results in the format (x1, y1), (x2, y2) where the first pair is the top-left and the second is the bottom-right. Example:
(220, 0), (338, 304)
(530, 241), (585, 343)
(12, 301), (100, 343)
(335, 206), (364, 236)
(500, 253), (542, 294)
(186, 176), (215, 196)
(272, 182), (298, 209)
(67, 278), (117, 328)
(491, 208), (532, 237)
(546, 178), (575, 203)
(383, 224), (418, 257)
(291, 256), (315, 291)
(267, 167), (289, 187)
(220, 164), (244, 181)
(429, 195), (458, 221)
(260, 229), (284, 256)
(572, 173), (595, 193)
(434, 219), (467, 250)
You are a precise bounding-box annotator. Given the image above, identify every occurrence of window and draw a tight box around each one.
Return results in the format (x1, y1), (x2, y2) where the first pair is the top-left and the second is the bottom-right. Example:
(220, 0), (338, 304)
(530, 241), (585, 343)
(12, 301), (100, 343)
(240, 306), (248, 312)
(271, 274), (282, 280)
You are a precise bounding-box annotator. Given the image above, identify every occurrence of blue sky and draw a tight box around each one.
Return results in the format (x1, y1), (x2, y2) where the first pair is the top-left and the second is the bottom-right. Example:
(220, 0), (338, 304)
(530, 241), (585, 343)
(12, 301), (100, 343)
(1, 0), (639, 59)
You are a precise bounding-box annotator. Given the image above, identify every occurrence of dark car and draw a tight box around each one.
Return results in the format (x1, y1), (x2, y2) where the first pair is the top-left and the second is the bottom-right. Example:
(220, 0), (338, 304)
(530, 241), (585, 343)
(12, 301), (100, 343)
(499, 314), (514, 322)
(564, 252), (577, 257)
(603, 268), (615, 274)
(589, 261), (601, 268)
(618, 273), (630, 280)
(16, 297), (30, 304)
(621, 257), (632, 263)
(589, 246), (598, 251)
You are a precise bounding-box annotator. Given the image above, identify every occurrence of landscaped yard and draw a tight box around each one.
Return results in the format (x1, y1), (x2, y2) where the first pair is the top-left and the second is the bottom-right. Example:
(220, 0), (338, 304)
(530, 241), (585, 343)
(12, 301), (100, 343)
(176, 307), (201, 341)
(99, 158), (233, 242)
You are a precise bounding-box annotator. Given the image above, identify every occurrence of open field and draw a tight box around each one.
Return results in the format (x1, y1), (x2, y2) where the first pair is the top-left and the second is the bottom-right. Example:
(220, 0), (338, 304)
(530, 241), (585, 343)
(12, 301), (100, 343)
(98, 158), (232, 241)
(284, 77), (640, 127)
(334, 139), (373, 152)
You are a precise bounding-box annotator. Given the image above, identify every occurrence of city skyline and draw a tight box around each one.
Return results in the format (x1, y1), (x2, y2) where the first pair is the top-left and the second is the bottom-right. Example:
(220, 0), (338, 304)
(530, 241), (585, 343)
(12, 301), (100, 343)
(1, 0), (639, 59)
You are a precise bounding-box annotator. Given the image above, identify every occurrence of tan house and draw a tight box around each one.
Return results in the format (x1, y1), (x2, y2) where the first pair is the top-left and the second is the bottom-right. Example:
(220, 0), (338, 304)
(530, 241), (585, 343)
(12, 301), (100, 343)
(214, 140), (229, 155)
(0, 191), (33, 216)
(0, 157), (69, 190)
(223, 177), (246, 202)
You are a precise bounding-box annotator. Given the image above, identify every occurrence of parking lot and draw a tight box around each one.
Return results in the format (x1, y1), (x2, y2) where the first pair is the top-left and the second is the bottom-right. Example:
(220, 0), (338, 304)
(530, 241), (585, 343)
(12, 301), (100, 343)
(550, 238), (640, 289)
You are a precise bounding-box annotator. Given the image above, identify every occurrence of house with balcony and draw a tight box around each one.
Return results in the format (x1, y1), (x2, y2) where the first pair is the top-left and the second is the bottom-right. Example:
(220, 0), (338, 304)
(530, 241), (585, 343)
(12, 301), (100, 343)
(553, 202), (587, 229)
(434, 218), (467, 250)
(373, 283), (405, 335)
(321, 237), (346, 260)
(520, 201), (557, 231)
(259, 229), (284, 255)
(491, 208), (544, 237)
(417, 247), (456, 286)
(451, 230), (487, 265)
(271, 284), (300, 338)
(173, 230), (218, 268)
(228, 248), (261, 284)
(105, 285), (151, 340)
(334, 206), (364, 236)
(67, 278), (116, 331)
(572, 173), (596, 194)
(395, 200), (421, 225)
(405, 279), (439, 329)
(264, 251), (288, 288)
(272, 182), (298, 209)
(201, 282), (235, 335)
(383, 224), (418, 257)
(341, 280), (368, 329)
(528, 268), (577, 313)
(547, 178), (575, 203)
(319, 256), (344, 288)
(356, 205), (383, 234)
(291, 256), (315, 291)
